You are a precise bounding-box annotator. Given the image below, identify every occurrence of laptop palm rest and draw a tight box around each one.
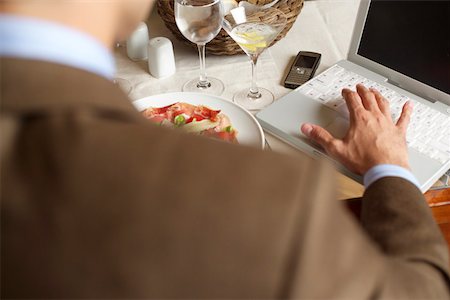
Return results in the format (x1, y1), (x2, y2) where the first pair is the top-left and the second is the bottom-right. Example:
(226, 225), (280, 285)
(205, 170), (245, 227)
(257, 91), (445, 192)
(257, 92), (337, 137)
(256, 92), (351, 149)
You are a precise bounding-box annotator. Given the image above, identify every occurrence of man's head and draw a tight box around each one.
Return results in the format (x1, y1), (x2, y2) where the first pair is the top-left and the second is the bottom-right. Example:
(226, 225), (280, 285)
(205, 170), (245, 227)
(114, 0), (154, 42)
(0, 0), (155, 47)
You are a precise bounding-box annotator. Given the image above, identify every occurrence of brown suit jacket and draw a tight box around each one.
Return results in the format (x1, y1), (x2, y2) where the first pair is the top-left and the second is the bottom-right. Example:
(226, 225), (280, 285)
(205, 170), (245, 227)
(1, 58), (449, 299)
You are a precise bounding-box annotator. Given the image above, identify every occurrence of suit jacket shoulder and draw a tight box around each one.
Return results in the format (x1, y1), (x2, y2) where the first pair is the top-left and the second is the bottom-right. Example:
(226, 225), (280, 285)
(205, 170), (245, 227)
(1, 58), (449, 299)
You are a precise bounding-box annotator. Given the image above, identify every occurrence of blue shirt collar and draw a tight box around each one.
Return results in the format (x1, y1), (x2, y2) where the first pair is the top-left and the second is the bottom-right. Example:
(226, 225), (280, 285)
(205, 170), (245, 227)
(0, 14), (115, 80)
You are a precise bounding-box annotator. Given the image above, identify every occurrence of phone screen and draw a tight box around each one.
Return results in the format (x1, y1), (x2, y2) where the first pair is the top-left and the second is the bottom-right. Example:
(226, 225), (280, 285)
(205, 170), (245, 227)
(296, 55), (316, 68)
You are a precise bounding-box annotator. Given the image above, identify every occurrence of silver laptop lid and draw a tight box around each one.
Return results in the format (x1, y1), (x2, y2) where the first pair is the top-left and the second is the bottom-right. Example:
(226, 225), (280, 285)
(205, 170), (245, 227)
(348, 0), (450, 106)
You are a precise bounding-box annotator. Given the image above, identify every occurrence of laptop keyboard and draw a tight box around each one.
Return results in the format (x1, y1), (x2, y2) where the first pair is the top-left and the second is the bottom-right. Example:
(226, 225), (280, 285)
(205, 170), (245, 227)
(297, 65), (450, 165)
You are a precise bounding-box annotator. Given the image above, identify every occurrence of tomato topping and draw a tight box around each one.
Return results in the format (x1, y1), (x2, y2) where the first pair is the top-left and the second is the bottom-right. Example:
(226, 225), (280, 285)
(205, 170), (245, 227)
(153, 104), (173, 115)
(216, 131), (236, 142)
(185, 114), (206, 124)
(194, 106), (221, 122)
(147, 116), (166, 124)
(201, 129), (237, 143)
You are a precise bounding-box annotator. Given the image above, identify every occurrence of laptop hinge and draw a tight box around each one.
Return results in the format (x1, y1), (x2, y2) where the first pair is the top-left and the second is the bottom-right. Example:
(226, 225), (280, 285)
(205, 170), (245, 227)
(387, 78), (437, 104)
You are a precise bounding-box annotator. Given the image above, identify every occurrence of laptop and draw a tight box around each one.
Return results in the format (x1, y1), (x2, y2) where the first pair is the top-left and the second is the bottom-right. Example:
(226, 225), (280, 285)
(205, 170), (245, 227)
(256, 0), (450, 192)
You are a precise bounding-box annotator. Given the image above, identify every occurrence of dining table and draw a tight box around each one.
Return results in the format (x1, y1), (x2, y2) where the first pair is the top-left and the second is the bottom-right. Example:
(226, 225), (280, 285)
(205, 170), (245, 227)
(115, 0), (450, 259)
(115, 0), (366, 199)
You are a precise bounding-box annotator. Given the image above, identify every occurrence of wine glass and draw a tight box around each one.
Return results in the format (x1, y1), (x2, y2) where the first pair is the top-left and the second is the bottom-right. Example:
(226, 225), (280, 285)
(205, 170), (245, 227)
(175, 0), (224, 95)
(113, 41), (133, 95)
(113, 78), (132, 95)
(223, 5), (287, 110)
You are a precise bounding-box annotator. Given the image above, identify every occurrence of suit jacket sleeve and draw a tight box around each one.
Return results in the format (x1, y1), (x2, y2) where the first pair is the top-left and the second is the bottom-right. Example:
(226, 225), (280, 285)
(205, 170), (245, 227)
(361, 177), (450, 299)
(284, 169), (450, 299)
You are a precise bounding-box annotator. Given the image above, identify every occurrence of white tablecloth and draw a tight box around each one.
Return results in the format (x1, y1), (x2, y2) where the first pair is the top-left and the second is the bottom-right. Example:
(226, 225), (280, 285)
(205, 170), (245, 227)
(115, 0), (360, 151)
(115, 0), (365, 197)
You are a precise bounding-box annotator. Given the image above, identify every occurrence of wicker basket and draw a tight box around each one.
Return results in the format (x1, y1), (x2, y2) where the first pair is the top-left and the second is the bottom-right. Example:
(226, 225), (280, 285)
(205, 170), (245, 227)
(157, 0), (304, 55)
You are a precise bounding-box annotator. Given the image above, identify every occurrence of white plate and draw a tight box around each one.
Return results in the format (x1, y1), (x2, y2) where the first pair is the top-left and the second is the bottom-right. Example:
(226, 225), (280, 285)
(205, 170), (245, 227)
(133, 92), (265, 149)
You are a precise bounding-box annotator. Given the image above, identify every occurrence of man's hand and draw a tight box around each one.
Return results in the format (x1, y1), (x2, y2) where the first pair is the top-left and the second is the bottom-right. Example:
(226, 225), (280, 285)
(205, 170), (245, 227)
(301, 84), (413, 175)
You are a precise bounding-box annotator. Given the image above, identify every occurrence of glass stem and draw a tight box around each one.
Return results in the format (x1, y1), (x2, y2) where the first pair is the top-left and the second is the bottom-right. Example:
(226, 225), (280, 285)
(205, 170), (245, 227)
(197, 43), (211, 89)
(248, 55), (261, 99)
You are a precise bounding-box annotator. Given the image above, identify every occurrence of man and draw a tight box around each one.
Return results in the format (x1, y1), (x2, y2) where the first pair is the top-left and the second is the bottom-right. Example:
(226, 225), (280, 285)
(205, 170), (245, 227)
(1, 0), (449, 298)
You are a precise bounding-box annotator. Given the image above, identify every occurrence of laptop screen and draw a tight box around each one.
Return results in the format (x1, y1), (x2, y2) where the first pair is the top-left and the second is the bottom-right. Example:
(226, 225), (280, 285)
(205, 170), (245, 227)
(358, 0), (450, 95)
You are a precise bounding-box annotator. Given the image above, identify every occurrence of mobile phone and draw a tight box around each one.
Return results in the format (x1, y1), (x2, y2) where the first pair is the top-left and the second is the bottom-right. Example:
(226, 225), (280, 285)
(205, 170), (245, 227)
(284, 51), (321, 89)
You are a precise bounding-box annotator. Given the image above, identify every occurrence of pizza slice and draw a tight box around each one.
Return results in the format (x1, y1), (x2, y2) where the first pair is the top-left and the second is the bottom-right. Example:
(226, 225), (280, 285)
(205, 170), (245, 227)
(142, 102), (238, 144)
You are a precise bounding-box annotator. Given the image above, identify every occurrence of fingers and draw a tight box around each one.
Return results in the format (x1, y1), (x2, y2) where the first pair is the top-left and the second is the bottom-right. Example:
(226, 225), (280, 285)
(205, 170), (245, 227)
(301, 123), (338, 152)
(396, 101), (413, 133)
(356, 84), (379, 112)
(342, 88), (363, 121)
(370, 88), (390, 117)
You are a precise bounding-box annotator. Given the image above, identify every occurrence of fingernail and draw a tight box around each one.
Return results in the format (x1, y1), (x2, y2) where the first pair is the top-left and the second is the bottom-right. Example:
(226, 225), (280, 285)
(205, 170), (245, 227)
(407, 101), (414, 110)
(302, 124), (313, 136)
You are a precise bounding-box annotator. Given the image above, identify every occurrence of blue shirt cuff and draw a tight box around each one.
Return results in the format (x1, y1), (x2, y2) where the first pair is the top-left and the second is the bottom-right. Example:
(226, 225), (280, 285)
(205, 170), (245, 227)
(363, 164), (420, 189)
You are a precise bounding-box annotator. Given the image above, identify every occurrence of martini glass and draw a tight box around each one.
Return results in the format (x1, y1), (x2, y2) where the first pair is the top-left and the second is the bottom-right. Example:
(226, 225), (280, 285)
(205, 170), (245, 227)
(223, 6), (287, 110)
(175, 0), (224, 95)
